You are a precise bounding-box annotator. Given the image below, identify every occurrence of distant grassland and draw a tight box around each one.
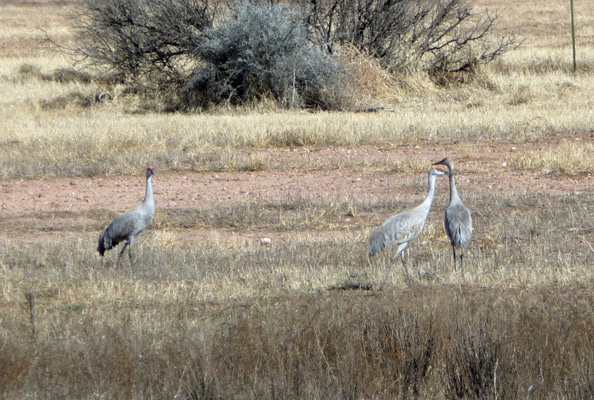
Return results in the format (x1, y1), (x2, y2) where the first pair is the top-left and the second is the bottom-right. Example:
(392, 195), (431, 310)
(0, 60), (593, 178)
(0, 1), (593, 178)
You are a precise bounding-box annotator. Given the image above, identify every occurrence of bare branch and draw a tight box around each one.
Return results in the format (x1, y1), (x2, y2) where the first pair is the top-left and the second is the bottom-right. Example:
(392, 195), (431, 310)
(295, 0), (518, 75)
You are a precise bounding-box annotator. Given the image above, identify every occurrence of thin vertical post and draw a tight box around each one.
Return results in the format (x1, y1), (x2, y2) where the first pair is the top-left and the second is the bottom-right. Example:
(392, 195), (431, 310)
(570, 0), (577, 72)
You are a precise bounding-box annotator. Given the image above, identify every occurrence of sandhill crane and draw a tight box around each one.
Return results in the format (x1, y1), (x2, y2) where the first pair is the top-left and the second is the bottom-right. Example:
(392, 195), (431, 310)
(368, 167), (445, 277)
(98, 166), (155, 274)
(432, 157), (472, 272)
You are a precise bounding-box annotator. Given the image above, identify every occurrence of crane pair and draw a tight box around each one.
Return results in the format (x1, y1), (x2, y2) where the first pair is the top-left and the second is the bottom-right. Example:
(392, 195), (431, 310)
(368, 157), (472, 277)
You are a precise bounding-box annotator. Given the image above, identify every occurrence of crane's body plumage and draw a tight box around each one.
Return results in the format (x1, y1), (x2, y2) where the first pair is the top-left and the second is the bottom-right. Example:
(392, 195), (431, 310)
(98, 167), (155, 273)
(368, 168), (444, 276)
(433, 157), (472, 271)
(368, 204), (429, 256)
(444, 202), (472, 248)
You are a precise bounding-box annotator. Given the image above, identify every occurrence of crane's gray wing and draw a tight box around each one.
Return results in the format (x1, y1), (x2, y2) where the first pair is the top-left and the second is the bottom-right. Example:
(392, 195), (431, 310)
(98, 212), (137, 255)
(382, 211), (426, 241)
(445, 203), (472, 248)
(368, 211), (427, 256)
(106, 210), (142, 242)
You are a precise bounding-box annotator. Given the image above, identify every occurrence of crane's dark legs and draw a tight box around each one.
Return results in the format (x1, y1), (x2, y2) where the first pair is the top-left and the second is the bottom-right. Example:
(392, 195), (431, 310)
(128, 244), (135, 276)
(401, 249), (410, 278)
(393, 243), (410, 278)
(459, 247), (464, 274)
(116, 241), (135, 275)
(452, 245), (457, 271)
(117, 243), (128, 267)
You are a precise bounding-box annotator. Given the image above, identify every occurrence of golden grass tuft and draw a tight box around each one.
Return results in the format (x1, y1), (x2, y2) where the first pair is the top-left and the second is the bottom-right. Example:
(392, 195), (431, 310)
(510, 141), (594, 175)
(337, 44), (399, 105)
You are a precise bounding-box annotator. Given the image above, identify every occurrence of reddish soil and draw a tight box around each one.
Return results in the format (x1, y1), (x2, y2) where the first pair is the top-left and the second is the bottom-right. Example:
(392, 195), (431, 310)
(1, 144), (592, 244)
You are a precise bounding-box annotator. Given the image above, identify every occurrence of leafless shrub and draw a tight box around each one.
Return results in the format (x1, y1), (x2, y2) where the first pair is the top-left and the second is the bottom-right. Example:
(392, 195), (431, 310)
(57, 0), (515, 109)
(184, 2), (350, 109)
(296, 0), (518, 77)
(65, 0), (350, 110)
(68, 0), (215, 87)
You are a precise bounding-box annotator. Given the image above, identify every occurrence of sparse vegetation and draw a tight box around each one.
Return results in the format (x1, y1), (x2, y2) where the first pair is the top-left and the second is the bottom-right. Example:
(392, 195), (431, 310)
(1, 0), (594, 398)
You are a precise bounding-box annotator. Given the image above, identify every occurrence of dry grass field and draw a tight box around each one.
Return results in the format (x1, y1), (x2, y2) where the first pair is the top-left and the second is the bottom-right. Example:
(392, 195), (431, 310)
(1, 0), (594, 398)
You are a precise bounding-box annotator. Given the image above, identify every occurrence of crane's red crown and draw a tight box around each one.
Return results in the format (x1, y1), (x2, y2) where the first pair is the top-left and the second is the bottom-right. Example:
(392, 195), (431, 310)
(435, 167), (443, 172)
(148, 166), (155, 172)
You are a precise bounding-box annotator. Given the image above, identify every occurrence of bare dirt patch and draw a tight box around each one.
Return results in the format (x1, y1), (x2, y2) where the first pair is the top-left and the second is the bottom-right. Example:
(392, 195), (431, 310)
(1, 143), (591, 244)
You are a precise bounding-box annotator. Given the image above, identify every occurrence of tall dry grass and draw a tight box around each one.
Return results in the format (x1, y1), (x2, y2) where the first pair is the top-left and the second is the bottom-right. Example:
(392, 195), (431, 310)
(5, 283), (594, 399)
(2, 191), (594, 398)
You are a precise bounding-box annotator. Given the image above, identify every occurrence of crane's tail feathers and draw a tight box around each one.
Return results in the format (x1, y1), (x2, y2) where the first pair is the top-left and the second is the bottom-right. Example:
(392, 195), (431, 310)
(368, 227), (386, 256)
(97, 227), (113, 256)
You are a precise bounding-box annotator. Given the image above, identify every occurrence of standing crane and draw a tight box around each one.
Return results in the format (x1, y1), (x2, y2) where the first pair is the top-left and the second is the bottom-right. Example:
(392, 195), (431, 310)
(98, 166), (155, 274)
(432, 157), (472, 272)
(368, 167), (445, 277)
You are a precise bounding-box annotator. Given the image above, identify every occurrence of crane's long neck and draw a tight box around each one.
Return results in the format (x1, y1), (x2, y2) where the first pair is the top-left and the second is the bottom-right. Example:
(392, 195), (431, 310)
(421, 173), (438, 210)
(448, 169), (461, 204)
(143, 176), (154, 210)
